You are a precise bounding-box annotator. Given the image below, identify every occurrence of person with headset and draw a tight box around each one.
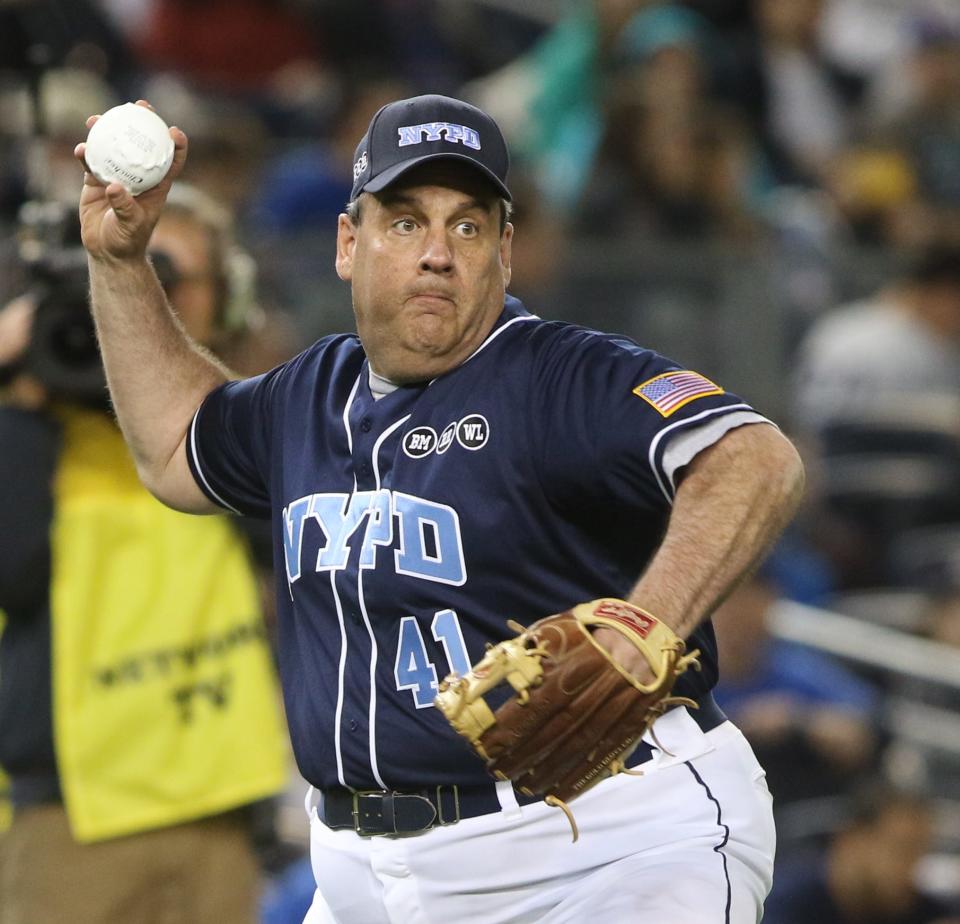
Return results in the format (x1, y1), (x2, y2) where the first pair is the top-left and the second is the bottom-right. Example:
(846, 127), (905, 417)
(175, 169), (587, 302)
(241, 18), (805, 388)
(153, 184), (262, 360)
(0, 183), (290, 924)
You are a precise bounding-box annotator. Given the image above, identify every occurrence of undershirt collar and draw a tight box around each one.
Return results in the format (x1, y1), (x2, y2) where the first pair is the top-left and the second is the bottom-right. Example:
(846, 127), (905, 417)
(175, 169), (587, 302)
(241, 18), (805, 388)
(368, 367), (400, 400)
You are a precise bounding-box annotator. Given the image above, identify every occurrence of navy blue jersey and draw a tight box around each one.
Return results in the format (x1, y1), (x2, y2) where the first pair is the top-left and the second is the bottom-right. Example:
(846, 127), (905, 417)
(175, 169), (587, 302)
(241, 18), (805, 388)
(188, 296), (768, 791)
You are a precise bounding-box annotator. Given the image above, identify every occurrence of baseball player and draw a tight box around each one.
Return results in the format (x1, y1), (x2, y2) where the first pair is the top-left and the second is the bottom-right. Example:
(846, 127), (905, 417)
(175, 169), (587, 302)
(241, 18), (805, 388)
(76, 95), (804, 923)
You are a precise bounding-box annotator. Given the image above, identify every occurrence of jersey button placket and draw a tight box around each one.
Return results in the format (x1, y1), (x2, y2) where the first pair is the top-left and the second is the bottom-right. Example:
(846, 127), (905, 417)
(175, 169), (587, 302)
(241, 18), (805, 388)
(353, 421), (374, 486)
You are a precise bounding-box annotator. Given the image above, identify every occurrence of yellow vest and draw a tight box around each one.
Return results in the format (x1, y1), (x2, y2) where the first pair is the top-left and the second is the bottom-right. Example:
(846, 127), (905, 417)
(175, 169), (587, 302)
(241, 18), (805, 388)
(51, 408), (288, 842)
(0, 767), (8, 833)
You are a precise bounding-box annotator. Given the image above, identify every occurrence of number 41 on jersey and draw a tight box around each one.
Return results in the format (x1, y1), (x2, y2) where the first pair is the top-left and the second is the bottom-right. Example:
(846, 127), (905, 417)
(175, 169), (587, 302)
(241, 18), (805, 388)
(395, 609), (469, 708)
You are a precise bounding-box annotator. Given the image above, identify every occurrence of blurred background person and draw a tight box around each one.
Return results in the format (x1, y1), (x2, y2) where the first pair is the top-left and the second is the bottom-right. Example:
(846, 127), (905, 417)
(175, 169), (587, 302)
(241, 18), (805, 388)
(791, 243), (960, 587)
(742, 0), (858, 187)
(0, 184), (291, 924)
(793, 243), (960, 435)
(858, 12), (960, 250)
(578, 3), (767, 242)
(464, 0), (650, 212)
(764, 782), (958, 924)
(712, 560), (880, 810)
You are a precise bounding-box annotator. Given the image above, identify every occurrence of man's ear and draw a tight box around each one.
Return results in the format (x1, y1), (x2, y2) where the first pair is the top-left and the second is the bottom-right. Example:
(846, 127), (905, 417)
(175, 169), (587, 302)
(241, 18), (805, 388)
(335, 213), (357, 281)
(500, 222), (513, 289)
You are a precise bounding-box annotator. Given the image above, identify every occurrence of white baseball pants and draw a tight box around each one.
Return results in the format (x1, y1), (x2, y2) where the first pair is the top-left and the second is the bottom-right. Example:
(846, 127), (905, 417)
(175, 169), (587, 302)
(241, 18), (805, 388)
(303, 708), (776, 924)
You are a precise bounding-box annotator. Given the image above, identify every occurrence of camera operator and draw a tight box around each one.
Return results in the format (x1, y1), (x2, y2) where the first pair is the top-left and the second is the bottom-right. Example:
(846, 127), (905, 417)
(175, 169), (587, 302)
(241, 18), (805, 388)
(0, 184), (289, 924)
(0, 298), (39, 404)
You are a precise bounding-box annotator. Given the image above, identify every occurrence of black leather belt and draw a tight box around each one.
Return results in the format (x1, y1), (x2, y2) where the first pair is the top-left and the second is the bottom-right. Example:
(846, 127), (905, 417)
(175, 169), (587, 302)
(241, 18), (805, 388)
(318, 783), (519, 837)
(318, 693), (726, 837)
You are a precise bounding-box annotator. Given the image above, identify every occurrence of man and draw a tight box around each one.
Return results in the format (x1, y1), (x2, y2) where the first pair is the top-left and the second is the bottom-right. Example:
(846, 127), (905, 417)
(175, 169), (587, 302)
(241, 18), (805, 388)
(793, 244), (960, 434)
(764, 783), (953, 924)
(0, 185), (289, 924)
(712, 567), (879, 807)
(791, 244), (960, 586)
(76, 95), (804, 922)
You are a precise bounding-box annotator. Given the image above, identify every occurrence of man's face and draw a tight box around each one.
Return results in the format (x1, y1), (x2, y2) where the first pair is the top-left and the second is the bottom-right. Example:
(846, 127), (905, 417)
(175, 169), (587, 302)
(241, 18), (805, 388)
(857, 804), (932, 915)
(149, 214), (221, 347)
(335, 162), (513, 384)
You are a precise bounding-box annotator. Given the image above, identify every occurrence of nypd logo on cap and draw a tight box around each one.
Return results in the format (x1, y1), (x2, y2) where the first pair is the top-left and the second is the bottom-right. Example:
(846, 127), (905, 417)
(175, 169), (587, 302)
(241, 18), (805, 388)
(349, 94), (511, 202)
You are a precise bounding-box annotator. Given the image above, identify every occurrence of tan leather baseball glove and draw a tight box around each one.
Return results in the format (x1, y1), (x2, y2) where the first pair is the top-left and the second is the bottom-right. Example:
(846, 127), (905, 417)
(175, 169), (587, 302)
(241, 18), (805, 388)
(434, 598), (700, 840)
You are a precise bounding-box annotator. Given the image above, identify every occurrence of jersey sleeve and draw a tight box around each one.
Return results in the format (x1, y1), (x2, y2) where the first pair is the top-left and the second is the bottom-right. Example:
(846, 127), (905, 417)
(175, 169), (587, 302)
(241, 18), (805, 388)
(529, 326), (773, 511)
(186, 366), (285, 518)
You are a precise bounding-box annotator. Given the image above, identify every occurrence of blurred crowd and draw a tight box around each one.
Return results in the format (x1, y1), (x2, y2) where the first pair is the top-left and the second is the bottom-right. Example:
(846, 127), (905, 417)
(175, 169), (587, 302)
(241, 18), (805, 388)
(2, 0), (960, 921)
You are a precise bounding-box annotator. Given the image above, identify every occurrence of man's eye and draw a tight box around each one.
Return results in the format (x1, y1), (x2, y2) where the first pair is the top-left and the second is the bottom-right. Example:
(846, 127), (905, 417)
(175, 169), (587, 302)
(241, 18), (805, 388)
(457, 222), (478, 236)
(393, 218), (417, 233)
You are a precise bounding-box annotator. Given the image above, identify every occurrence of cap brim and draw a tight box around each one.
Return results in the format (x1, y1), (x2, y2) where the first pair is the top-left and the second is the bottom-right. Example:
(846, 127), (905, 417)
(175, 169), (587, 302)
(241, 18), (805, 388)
(361, 152), (511, 201)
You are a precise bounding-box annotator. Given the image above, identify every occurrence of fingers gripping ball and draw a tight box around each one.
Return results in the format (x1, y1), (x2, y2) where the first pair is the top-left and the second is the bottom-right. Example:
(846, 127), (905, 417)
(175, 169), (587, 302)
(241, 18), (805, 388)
(435, 599), (700, 840)
(84, 103), (175, 195)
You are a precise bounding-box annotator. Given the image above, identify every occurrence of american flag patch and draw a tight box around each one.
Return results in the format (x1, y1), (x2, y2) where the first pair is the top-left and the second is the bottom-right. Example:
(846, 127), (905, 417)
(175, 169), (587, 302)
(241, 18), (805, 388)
(632, 371), (723, 417)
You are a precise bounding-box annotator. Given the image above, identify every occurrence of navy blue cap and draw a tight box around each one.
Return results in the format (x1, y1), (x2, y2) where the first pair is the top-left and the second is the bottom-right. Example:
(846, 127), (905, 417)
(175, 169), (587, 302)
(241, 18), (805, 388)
(349, 94), (511, 202)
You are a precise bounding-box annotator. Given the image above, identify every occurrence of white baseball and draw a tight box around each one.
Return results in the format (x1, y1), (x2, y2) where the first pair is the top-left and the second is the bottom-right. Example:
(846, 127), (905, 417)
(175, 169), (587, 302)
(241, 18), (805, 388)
(84, 103), (175, 195)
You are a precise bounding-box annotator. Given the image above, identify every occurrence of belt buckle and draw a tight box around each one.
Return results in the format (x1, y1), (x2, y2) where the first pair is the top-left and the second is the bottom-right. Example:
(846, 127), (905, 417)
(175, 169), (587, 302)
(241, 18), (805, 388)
(349, 787), (460, 836)
(435, 785), (461, 826)
(351, 789), (383, 836)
